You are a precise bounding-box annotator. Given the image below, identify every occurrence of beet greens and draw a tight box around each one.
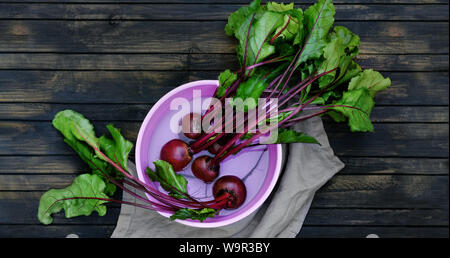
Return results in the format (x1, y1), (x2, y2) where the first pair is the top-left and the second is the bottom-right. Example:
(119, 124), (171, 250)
(38, 110), (242, 224)
(38, 0), (391, 224)
(162, 0), (390, 177)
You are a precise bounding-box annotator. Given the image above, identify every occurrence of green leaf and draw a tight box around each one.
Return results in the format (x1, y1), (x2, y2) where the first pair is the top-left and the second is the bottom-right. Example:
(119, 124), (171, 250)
(225, 0), (262, 37)
(267, 4), (304, 44)
(273, 128), (320, 144)
(330, 88), (375, 132)
(274, 14), (297, 42)
(317, 36), (344, 87)
(146, 160), (188, 199)
(233, 74), (268, 110)
(266, 2), (294, 12)
(64, 139), (117, 196)
(217, 69), (238, 98)
(99, 123), (133, 170)
(318, 26), (360, 88)
(327, 110), (347, 122)
(295, 0), (335, 67)
(37, 174), (108, 225)
(52, 110), (99, 151)
(310, 90), (341, 105)
(52, 110), (133, 197)
(330, 26), (360, 57)
(170, 208), (217, 222)
(243, 11), (284, 66)
(333, 60), (361, 87)
(348, 69), (391, 97)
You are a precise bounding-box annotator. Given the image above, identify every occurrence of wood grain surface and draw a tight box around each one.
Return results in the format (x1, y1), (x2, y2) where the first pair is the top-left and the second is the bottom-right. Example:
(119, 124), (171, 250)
(0, 0), (448, 238)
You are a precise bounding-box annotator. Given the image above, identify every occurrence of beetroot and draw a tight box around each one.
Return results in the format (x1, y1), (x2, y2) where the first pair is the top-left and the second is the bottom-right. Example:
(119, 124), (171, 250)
(181, 112), (202, 139)
(191, 155), (219, 183)
(213, 175), (247, 209)
(160, 139), (193, 172)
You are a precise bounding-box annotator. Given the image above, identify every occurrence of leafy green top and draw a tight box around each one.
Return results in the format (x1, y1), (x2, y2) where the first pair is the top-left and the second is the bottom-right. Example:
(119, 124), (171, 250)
(38, 110), (134, 224)
(219, 0), (391, 135)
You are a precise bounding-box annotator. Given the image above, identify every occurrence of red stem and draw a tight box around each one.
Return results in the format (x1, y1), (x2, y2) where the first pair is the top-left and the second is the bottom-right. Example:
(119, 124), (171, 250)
(241, 13), (256, 71)
(278, 68), (338, 108)
(269, 15), (291, 45)
(210, 132), (245, 165)
(267, 48), (301, 100)
(214, 132), (262, 165)
(238, 56), (289, 73)
(284, 109), (330, 126)
(192, 132), (225, 154)
(87, 160), (181, 209)
(88, 156), (204, 210)
(74, 126), (211, 209)
(247, 15), (284, 75)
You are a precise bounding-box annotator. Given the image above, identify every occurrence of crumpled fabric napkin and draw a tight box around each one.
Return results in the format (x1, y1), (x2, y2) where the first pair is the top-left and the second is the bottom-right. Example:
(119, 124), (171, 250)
(111, 115), (344, 238)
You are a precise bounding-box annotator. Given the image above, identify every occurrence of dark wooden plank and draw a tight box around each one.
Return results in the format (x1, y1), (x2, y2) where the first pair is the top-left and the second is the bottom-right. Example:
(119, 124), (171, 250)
(0, 53), (194, 70)
(370, 107), (449, 123)
(0, 71), (448, 105)
(1, 156), (447, 176)
(0, 173), (448, 225)
(332, 106), (449, 123)
(0, 121), (447, 157)
(0, 224), (448, 238)
(312, 175), (449, 209)
(325, 123), (449, 157)
(0, 71), (191, 104)
(3, 224), (448, 238)
(0, 174), (78, 190)
(298, 226), (449, 238)
(338, 157), (449, 175)
(0, 104), (447, 123)
(0, 21), (447, 54)
(1, 191), (447, 226)
(356, 55), (449, 72)
(0, 4), (447, 21)
(1, 175), (447, 209)
(0, 103), (153, 121)
(304, 208), (449, 226)
(0, 156), (88, 174)
(0, 225), (115, 238)
(0, 53), (448, 71)
(373, 73), (449, 105)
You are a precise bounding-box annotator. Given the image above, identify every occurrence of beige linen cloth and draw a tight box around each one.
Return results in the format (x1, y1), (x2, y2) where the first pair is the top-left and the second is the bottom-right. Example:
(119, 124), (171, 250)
(111, 115), (344, 238)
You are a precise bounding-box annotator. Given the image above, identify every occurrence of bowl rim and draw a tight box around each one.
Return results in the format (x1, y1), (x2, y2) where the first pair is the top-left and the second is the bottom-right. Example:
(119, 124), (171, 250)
(135, 80), (283, 228)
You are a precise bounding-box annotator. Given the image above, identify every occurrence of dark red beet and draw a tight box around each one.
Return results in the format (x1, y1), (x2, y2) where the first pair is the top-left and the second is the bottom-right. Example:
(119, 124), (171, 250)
(191, 155), (219, 183)
(212, 175), (246, 209)
(181, 112), (202, 139)
(160, 139), (193, 172)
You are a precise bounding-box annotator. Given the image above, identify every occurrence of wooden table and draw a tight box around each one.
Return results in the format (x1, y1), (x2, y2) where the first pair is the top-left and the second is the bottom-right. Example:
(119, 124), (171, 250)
(0, 0), (448, 238)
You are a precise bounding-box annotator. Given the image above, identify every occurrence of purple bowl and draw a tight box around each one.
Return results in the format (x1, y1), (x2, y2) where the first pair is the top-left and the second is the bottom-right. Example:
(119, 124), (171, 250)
(135, 80), (282, 228)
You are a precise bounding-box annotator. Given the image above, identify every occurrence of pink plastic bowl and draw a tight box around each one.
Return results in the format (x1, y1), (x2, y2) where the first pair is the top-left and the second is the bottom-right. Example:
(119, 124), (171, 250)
(135, 80), (282, 228)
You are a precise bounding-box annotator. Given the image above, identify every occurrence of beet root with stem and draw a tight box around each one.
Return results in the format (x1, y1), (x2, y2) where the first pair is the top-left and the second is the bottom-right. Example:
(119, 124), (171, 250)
(212, 175), (247, 209)
(181, 112), (202, 139)
(160, 139), (193, 172)
(191, 155), (220, 183)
